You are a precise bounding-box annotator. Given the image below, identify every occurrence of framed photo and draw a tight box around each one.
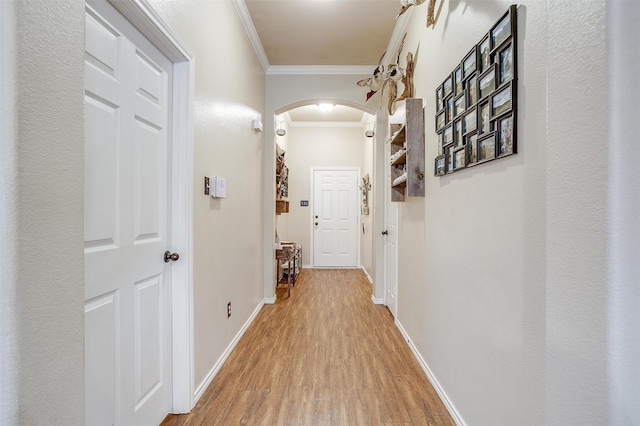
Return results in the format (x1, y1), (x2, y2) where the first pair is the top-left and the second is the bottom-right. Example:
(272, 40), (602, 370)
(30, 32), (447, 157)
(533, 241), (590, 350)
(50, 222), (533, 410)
(498, 42), (513, 84)
(434, 155), (446, 176)
(467, 132), (478, 164)
(443, 75), (453, 97)
(453, 147), (467, 170)
(463, 47), (477, 79)
(478, 133), (496, 162)
(436, 85), (444, 111)
(491, 8), (513, 50)
(443, 124), (453, 145)
(478, 65), (496, 100)
(497, 114), (514, 156)
(464, 109), (477, 134)
(454, 66), (463, 96)
(479, 35), (491, 73)
(446, 146), (454, 172)
(491, 83), (512, 117)
(454, 119), (463, 147)
(438, 132), (444, 155)
(454, 94), (466, 117)
(436, 110), (446, 132)
(478, 101), (491, 135)
(446, 96), (454, 122)
(467, 74), (478, 106)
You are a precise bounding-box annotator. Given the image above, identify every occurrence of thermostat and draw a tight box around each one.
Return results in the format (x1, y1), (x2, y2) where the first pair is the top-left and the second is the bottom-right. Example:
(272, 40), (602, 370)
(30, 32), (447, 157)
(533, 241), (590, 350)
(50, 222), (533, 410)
(211, 176), (226, 198)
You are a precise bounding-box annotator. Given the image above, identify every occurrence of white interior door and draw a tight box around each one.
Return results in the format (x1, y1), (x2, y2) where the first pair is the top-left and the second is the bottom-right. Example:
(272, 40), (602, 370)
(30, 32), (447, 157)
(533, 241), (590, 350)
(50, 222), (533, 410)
(84, 2), (174, 424)
(313, 169), (359, 267)
(384, 138), (399, 317)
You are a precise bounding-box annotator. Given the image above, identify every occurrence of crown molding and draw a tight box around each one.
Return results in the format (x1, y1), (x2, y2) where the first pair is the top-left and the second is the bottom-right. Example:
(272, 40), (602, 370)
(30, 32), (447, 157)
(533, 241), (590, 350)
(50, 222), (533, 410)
(267, 65), (376, 75)
(231, 0), (270, 73)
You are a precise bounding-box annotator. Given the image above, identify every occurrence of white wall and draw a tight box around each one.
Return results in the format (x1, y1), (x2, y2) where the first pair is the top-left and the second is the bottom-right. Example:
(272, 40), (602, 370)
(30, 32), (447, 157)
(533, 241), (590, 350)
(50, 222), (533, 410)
(398, 3), (547, 422)
(394, 0), (640, 424)
(146, 0), (266, 396)
(283, 125), (369, 267)
(1, 0), (86, 423)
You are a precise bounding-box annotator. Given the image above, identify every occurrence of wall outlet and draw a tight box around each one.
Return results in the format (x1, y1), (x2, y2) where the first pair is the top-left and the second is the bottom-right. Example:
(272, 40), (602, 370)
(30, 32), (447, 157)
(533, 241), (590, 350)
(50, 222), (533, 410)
(227, 302), (231, 318)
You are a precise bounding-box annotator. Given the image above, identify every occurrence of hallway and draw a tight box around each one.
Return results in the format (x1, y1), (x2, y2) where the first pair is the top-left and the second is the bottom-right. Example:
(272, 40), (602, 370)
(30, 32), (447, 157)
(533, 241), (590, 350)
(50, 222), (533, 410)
(162, 269), (454, 425)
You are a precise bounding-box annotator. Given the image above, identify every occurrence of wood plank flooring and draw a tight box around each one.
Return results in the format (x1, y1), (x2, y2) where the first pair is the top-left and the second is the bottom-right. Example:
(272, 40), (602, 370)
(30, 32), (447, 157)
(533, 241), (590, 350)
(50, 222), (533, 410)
(161, 269), (454, 426)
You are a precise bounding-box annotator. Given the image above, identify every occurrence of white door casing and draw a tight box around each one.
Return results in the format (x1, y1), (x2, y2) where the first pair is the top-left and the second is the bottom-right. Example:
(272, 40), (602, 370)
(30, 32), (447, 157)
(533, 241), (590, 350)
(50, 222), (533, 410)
(384, 138), (399, 317)
(312, 168), (359, 268)
(84, 1), (189, 423)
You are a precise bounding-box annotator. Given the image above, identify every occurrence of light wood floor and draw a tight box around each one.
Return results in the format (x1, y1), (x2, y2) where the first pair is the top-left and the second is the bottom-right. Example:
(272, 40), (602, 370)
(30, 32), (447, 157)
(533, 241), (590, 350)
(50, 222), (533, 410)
(161, 269), (454, 426)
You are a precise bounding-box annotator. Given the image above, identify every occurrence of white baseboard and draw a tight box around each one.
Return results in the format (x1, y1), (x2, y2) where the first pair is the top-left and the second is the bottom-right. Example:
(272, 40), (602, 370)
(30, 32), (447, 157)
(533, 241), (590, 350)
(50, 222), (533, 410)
(263, 296), (276, 305)
(193, 300), (264, 403)
(360, 266), (373, 284)
(371, 295), (385, 304)
(394, 320), (465, 426)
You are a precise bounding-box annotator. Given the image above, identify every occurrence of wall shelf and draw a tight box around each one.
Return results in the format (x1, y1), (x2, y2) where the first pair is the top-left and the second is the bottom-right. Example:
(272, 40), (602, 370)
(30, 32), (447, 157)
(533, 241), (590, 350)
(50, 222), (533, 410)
(389, 98), (426, 201)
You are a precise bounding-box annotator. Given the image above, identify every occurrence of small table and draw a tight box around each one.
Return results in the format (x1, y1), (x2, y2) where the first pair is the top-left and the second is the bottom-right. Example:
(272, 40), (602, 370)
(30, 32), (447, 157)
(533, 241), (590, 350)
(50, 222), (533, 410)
(275, 242), (301, 298)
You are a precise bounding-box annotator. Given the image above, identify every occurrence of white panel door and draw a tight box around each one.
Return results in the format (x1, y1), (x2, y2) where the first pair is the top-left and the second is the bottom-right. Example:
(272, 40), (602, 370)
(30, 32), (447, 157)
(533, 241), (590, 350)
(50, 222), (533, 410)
(313, 169), (359, 267)
(385, 138), (399, 317)
(84, 2), (173, 425)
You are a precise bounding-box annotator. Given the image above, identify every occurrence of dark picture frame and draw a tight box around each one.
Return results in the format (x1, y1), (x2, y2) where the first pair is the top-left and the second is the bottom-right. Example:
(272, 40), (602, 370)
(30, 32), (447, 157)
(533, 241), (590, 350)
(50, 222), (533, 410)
(477, 133), (496, 163)
(491, 83), (512, 118)
(454, 94), (466, 118)
(434, 155), (446, 176)
(463, 47), (477, 79)
(478, 65), (496, 100)
(491, 7), (515, 50)
(453, 146), (467, 170)
(498, 42), (513, 85)
(454, 66), (463, 96)
(467, 74), (478, 106)
(467, 132), (478, 165)
(433, 5), (518, 175)
(479, 100), (491, 135)
(497, 114), (515, 156)
(436, 110), (446, 132)
(479, 35), (491, 73)
(464, 109), (477, 134)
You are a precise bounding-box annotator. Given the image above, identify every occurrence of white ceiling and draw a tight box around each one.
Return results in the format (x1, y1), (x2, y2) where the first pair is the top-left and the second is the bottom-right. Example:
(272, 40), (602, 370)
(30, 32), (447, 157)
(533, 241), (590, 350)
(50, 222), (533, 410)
(241, 0), (405, 124)
(244, 0), (400, 66)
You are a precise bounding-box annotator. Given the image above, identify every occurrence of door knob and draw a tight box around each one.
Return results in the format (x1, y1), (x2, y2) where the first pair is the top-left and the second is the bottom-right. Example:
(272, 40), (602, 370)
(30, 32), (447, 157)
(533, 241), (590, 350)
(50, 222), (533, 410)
(381, 230), (388, 235)
(315, 222), (318, 226)
(315, 215), (318, 219)
(164, 251), (180, 263)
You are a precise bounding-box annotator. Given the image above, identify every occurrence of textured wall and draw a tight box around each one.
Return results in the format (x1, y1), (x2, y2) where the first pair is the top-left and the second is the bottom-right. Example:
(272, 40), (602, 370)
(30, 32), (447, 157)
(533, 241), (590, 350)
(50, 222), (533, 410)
(398, 0), (547, 423)
(5, 0), (86, 423)
(394, 0), (630, 424)
(147, 0), (266, 393)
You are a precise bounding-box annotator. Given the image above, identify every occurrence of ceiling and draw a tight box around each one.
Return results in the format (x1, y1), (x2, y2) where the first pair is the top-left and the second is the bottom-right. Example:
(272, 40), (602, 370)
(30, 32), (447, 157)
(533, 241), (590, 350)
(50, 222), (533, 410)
(244, 0), (400, 67)
(242, 0), (405, 124)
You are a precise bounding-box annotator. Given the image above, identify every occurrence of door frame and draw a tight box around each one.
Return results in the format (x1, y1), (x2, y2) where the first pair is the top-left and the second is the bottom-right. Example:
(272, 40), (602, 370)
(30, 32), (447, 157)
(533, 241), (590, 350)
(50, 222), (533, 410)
(383, 136), (399, 317)
(99, 0), (195, 413)
(310, 167), (361, 268)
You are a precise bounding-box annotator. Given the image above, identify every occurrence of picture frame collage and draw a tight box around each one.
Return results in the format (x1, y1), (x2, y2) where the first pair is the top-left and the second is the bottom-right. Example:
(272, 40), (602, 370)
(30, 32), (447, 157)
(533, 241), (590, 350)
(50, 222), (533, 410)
(434, 5), (517, 176)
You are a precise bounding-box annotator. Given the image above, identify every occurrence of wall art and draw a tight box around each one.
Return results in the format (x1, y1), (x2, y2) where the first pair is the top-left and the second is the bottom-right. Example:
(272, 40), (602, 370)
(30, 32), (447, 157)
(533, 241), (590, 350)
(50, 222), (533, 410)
(433, 5), (517, 176)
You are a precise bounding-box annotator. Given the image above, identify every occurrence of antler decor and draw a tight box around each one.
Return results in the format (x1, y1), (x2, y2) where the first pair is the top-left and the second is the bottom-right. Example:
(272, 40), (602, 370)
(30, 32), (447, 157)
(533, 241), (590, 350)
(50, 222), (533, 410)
(356, 51), (387, 102)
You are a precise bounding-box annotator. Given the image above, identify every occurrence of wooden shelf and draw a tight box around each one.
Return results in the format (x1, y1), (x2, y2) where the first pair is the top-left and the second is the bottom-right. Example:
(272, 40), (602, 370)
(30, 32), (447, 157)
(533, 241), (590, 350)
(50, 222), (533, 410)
(389, 98), (425, 202)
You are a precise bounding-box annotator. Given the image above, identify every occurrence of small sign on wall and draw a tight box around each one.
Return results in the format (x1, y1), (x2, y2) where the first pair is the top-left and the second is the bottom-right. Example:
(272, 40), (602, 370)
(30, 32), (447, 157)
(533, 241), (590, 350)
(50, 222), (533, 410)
(300, 200), (309, 207)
